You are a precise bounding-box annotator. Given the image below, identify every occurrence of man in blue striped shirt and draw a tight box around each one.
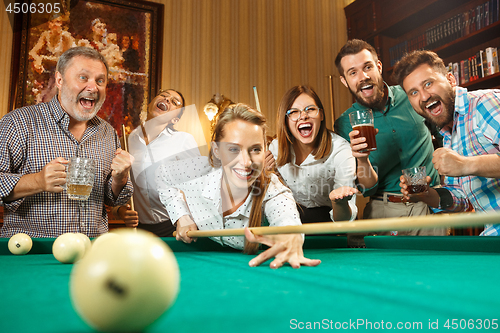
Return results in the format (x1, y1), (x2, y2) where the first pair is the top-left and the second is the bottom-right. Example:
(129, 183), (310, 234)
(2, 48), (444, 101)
(393, 50), (500, 236)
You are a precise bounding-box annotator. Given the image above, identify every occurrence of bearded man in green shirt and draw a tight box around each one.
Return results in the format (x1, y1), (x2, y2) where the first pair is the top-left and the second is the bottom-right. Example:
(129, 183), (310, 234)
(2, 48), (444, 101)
(333, 39), (446, 237)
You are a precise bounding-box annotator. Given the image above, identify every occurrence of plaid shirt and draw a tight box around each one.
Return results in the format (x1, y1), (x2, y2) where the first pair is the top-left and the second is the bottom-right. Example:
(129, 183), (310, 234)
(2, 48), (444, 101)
(439, 87), (500, 235)
(0, 97), (133, 238)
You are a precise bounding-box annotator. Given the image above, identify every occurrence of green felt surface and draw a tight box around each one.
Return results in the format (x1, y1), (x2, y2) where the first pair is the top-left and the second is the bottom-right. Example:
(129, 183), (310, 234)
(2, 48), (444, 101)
(0, 237), (499, 332)
(365, 236), (500, 253)
(0, 235), (349, 255)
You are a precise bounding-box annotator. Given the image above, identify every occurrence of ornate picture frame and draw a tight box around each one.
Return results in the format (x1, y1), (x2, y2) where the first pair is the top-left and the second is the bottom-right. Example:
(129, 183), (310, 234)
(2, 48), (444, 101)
(9, 0), (164, 136)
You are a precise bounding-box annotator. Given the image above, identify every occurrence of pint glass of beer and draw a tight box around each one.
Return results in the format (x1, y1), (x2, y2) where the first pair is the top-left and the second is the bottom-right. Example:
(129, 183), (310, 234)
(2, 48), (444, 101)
(349, 109), (377, 152)
(402, 166), (428, 194)
(66, 157), (95, 201)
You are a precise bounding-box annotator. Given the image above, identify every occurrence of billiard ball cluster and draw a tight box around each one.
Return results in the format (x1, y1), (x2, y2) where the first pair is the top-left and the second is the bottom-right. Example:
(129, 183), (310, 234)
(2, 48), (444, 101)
(52, 232), (90, 264)
(8, 229), (180, 333)
(8, 232), (92, 263)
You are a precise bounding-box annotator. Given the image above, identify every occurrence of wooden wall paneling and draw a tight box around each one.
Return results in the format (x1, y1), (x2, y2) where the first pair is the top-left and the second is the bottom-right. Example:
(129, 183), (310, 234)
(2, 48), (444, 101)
(280, 0), (293, 107)
(218, 0), (230, 103)
(255, 0), (268, 124)
(272, 0), (286, 133)
(190, 0), (201, 112)
(319, 0), (334, 128)
(182, 0), (194, 103)
(230, 0), (240, 106)
(200, 0), (213, 112)
(264, 0), (276, 124)
(238, 0), (251, 111)
(313, 0), (328, 127)
(288, 0), (302, 89)
(248, 0), (258, 113)
(333, 0), (354, 123)
(1, 10), (13, 116)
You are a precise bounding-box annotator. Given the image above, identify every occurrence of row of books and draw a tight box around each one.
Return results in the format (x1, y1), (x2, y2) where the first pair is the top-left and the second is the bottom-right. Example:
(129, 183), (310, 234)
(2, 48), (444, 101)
(448, 47), (500, 85)
(427, 0), (500, 49)
(389, 0), (499, 67)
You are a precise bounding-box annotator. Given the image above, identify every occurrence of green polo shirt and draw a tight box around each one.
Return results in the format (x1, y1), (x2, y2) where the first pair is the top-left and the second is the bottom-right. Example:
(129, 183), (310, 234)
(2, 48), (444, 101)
(334, 84), (440, 197)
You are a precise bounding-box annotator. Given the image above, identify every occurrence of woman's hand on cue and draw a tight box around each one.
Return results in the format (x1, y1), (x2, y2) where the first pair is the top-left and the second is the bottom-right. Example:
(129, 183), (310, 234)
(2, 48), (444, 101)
(245, 228), (321, 269)
(175, 215), (198, 243)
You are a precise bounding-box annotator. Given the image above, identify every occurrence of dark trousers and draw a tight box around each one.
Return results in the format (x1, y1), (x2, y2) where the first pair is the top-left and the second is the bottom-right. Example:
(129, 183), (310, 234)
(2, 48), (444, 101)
(297, 205), (332, 223)
(137, 221), (175, 237)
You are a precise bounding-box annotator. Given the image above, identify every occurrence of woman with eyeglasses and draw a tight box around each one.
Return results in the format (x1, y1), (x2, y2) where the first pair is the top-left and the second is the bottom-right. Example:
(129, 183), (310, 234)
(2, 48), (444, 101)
(267, 85), (358, 223)
(114, 89), (202, 237)
(158, 103), (321, 268)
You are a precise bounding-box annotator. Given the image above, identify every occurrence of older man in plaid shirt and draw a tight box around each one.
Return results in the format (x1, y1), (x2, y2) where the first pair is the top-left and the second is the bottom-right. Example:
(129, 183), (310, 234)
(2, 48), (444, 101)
(0, 47), (133, 238)
(393, 50), (500, 236)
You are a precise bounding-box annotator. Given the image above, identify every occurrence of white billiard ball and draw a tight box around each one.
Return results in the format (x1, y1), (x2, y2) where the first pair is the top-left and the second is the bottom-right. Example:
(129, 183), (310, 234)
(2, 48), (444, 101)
(70, 229), (180, 333)
(8, 233), (33, 255)
(53, 233), (86, 264)
(74, 233), (92, 256)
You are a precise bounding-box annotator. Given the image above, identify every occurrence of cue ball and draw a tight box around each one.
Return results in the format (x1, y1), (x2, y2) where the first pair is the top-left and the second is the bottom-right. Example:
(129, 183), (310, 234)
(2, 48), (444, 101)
(70, 229), (180, 333)
(53, 233), (86, 264)
(8, 233), (33, 255)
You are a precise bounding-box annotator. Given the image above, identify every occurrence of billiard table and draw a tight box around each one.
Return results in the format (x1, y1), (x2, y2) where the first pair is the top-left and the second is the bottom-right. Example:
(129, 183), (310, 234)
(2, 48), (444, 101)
(1, 236), (499, 332)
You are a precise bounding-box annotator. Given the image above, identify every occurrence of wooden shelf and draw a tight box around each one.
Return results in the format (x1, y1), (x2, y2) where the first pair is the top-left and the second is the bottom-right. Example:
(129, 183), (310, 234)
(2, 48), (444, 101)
(376, 0), (471, 39)
(347, 0), (500, 87)
(385, 67), (500, 90)
(463, 71), (500, 89)
(385, 20), (500, 69)
(345, 0), (472, 41)
(434, 20), (500, 59)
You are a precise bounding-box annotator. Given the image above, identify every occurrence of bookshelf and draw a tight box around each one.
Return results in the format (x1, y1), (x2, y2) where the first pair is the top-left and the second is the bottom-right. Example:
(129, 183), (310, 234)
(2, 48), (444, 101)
(344, 0), (500, 88)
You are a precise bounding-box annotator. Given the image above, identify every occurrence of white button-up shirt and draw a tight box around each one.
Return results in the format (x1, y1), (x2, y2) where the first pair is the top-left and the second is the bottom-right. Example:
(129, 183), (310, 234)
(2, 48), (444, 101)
(268, 132), (357, 221)
(128, 126), (200, 225)
(157, 157), (302, 249)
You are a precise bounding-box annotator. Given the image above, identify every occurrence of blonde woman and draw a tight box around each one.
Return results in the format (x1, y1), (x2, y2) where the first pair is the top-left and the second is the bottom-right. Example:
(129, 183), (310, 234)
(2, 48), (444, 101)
(158, 103), (321, 268)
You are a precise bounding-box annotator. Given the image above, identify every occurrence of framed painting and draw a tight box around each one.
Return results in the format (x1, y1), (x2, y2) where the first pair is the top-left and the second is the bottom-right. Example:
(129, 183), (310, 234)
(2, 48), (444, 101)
(9, 0), (164, 136)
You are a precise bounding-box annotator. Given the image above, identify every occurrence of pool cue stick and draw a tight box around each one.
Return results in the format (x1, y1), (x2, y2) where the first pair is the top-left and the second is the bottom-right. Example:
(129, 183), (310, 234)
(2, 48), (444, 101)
(174, 212), (499, 238)
(121, 124), (136, 230)
(253, 86), (262, 113)
(328, 75), (335, 128)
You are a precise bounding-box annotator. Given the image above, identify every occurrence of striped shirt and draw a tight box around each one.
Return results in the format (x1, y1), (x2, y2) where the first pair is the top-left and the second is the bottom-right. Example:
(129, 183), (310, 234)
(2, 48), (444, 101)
(0, 97), (133, 238)
(439, 87), (500, 235)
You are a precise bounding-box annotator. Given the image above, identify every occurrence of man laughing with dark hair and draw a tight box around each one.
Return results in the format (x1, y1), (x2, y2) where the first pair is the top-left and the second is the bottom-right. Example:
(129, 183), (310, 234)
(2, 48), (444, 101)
(393, 50), (500, 236)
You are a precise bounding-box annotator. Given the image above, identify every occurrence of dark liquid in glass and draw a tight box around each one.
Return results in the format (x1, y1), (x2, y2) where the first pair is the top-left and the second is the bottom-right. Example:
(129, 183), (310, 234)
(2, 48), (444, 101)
(353, 124), (377, 152)
(408, 185), (427, 194)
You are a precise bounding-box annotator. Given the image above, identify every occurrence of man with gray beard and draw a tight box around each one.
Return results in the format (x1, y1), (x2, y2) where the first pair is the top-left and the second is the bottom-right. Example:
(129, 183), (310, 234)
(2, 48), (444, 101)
(0, 47), (133, 238)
